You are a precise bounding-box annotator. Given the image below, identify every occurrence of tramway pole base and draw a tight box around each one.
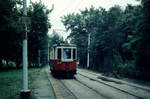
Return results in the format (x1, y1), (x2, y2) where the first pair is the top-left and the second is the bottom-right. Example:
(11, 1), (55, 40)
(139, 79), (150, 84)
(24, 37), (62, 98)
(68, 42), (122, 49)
(20, 90), (31, 99)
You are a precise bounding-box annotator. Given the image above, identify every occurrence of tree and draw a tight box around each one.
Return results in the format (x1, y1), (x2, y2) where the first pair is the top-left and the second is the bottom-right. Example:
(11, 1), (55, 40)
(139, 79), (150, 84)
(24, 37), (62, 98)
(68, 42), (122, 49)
(27, 1), (52, 67)
(0, 0), (23, 69)
(48, 30), (64, 47)
(0, 0), (52, 69)
(62, 6), (125, 72)
(62, 12), (89, 67)
(62, 4), (146, 78)
(136, 1), (150, 80)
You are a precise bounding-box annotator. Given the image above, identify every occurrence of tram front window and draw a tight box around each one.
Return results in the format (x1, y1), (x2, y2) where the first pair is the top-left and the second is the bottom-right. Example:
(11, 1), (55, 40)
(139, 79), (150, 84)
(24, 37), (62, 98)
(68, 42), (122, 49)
(57, 48), (61, 59)
(63, 48), (71, 59)
(73, 48), (76, 59)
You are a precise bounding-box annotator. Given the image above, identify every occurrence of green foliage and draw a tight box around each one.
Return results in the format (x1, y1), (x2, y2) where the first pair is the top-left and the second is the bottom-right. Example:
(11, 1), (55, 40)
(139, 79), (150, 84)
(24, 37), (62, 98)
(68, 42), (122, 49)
(135, 2), (150, 80)
(27, 1), (52, 67)
(62, 4), (150, 80)
(0, 0), (23, 69)
(0, 0), (52, 69)
(48, 30), (64, 47)
(62, 6), (125, 71)
(117, 62), (140, 78)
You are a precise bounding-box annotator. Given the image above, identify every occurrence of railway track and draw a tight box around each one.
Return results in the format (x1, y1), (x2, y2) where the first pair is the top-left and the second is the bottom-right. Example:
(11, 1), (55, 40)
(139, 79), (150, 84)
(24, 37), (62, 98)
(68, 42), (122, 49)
(46, 69), (77, 99)
(77, 72), (149, 99)
(47, 68), (150, 99)
(79, 70), (150, 92)
(73, 78), (106, 98)
(60, 78), (105, 99)
(60, 80), (78, 99)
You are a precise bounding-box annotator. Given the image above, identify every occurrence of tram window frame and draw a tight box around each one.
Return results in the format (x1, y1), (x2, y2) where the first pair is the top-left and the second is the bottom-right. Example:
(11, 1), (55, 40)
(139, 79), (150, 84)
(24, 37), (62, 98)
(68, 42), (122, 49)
(57, 48), (61, 60)
(73, 48), (76, 60)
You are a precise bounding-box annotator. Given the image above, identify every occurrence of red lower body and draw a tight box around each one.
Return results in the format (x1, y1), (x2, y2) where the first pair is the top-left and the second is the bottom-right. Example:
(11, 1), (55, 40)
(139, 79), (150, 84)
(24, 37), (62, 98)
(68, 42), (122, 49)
(49, 60), (77, 76)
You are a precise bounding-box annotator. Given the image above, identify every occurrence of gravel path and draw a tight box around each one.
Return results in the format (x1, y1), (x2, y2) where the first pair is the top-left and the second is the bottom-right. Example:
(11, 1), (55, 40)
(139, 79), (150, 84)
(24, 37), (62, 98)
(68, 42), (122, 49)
(32, 67), (56, 99)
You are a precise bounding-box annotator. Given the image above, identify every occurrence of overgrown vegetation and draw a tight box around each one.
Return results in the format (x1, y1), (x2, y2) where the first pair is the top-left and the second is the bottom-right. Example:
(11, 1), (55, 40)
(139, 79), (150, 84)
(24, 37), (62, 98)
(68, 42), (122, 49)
(0, 0), (52, 69)
(62, 3), (150, 81)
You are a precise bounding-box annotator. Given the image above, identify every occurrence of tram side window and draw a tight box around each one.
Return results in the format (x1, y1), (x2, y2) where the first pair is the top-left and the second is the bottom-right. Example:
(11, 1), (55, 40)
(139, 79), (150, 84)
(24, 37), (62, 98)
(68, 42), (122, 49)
(73, 49), (76, 59)
(57, 48), (61, 59)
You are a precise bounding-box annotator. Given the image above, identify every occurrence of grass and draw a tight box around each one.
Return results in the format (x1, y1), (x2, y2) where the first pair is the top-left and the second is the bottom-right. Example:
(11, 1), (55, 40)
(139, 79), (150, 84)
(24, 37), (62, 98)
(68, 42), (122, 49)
(0, 68), (40, 99)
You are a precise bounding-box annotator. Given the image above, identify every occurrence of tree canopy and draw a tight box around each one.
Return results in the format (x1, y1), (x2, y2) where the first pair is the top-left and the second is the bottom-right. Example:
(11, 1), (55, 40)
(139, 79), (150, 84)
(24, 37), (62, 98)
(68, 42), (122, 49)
(62, 4), (150, 80)
(0, 0), (52, 69)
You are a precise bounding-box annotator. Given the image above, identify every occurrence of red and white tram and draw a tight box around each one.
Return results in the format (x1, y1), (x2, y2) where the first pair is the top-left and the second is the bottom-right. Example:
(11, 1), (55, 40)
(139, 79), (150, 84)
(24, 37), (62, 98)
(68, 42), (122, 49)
(49, 42), (77, 77)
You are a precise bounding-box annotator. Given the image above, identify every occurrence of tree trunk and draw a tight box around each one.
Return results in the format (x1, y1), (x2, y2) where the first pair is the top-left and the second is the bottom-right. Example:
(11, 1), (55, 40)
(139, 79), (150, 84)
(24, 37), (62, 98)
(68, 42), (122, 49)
(103, 53), (113, 72)
(16, 58), (20, 69)
(0, 57), (2, 70)
(6, 60), (9, 68)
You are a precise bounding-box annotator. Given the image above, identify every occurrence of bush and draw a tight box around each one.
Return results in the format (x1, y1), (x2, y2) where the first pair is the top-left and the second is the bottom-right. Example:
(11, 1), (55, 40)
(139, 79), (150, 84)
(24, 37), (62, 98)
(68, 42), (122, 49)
(117, 62), (140, 78)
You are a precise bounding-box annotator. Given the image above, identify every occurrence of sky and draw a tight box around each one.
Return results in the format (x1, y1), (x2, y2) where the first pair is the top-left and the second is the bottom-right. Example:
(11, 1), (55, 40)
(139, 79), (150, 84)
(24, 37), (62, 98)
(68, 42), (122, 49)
(30, 0), (141, 38)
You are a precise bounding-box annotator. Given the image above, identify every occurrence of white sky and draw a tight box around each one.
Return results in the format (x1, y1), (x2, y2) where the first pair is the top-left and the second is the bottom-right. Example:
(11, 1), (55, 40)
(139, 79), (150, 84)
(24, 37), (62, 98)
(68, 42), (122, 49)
(30, 0), (141, 38)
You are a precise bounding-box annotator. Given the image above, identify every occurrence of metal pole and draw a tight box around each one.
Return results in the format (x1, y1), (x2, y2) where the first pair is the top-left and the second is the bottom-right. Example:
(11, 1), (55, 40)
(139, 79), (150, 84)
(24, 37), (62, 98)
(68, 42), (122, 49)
(22, 0), (28, 90)
(87, 33), (90, 69)
(38, 50), (40, 67)
(48, 43), (49, 64)
(20, 0), (31, 98)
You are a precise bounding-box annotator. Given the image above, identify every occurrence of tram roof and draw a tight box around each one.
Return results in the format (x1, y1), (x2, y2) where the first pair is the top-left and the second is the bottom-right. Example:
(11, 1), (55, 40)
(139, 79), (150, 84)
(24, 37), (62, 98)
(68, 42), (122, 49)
(52, 43), (76, 48)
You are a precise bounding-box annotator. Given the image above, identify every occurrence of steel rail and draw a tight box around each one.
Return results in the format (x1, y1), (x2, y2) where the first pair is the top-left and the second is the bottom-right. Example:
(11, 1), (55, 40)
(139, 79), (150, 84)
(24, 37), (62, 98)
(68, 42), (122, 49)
(78, 73), (144, 99)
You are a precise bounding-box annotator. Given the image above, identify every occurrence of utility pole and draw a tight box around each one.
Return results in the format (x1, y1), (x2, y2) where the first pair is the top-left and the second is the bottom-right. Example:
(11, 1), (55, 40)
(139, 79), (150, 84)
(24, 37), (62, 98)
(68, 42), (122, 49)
(38, 50), (41, 67)
(48, 43), (49, 64)
(22, 0), (28, 91)
(87, 33), (91, 69)
(20, 0), (30, 98)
